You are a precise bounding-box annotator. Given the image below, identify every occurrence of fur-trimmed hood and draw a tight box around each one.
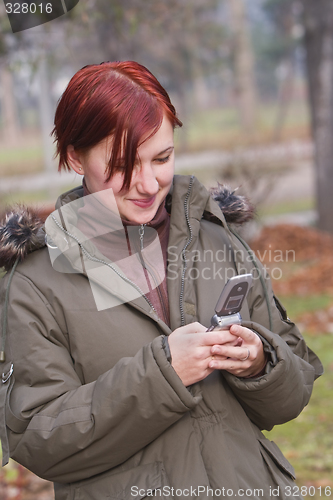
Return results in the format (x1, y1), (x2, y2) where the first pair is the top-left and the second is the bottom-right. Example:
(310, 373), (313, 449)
(208, 183), (254, 225)
(0, 206), (46, 272)
(0, 182), (254, 272)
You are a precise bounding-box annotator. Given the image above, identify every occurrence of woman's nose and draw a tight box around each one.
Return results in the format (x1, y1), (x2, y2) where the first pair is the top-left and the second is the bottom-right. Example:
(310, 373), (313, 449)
(135, 164), (159, 195)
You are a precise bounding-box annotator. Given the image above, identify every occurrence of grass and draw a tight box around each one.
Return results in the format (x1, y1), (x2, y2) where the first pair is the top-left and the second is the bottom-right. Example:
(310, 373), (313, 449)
(0, 143), (44, 176)
(258, 197), (315, 218)
(175, 101), (311, 152)
(0, 145), (43, 164)
(263, 293), (333, 498)
(1, 189), (54, 206)
(0, 184), (77, 208)
(278, 293), (333, 319)
(264, 332), (333, 496)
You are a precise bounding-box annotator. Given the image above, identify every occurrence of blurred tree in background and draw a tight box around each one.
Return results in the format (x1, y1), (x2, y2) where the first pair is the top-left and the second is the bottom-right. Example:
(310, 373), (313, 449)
(300, 0), (333, 234)
(261, 0), (304, 141)
(227, 0), (257, 136)
(260, 0), (333, 234)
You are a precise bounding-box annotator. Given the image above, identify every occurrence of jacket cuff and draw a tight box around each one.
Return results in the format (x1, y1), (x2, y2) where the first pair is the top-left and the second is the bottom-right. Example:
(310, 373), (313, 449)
(224, 319), (315, 391)
(151, 336), (202, 410)
(161, 335), (172, 363)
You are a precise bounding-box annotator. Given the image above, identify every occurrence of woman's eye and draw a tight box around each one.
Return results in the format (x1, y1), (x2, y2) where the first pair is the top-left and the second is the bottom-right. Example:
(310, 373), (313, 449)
(155, 155), (170, 164)
(115, 163), (126, 171)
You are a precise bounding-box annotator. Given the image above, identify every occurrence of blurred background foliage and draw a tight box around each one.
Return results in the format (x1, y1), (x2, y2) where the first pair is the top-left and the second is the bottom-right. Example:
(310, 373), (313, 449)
(0, 1), (333, 499)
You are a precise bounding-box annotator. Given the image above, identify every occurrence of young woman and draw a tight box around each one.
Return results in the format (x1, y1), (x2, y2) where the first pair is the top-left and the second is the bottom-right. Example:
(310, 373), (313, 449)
(0, 61), (322, 500)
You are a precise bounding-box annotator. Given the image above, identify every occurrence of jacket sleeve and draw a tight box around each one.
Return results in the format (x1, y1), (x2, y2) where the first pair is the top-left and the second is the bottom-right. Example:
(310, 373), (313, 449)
(0, 272), (200, 483)
(223, 251), (323, 431)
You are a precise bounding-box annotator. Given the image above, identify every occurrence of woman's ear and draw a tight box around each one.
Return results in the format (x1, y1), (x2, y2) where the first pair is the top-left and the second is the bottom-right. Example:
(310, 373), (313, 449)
(67, 145), (84, 175)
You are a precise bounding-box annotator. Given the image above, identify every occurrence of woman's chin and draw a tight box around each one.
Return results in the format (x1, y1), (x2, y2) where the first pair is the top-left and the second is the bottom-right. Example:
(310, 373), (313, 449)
(132, 213), (156, 225)
(121, 208), (157, 225)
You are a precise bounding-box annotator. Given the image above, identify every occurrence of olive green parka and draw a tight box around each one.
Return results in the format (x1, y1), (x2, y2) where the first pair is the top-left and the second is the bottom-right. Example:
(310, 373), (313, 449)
(0, 175), (323, 500)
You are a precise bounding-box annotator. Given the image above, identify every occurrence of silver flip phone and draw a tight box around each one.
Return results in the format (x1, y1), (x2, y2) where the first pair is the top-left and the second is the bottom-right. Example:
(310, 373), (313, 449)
(207, 274), (253, 331)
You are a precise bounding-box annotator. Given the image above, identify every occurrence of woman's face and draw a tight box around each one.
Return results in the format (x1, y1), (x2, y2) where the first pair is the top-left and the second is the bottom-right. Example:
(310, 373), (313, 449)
(69, 116), (175, 224)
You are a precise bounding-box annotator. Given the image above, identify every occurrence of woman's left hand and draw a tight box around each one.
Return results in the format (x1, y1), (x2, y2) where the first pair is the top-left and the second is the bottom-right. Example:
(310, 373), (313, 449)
(208, 324), (266, 378)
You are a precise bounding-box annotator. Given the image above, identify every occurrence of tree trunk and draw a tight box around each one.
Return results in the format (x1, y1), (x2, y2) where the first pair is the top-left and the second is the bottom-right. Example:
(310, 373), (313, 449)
(273, 58), (295, 142)
(37, 56), (56, 173)
(0, 66), (20, 146)
(301, 0), (333, 233)
(227, 0), (258, 136)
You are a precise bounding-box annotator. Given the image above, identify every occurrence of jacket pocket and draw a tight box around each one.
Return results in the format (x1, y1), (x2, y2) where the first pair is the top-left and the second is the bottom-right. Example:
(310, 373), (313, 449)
(72, 461), (170, 500)
(0, 363), (13, 465)
(273, 295), (294, 325)
(259, 438), (296, 481)
(0, 364), (28, 466)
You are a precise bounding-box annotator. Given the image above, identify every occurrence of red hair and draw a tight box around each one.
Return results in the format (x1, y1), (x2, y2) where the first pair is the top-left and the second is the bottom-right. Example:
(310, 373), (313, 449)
(52, 61), (182, 190)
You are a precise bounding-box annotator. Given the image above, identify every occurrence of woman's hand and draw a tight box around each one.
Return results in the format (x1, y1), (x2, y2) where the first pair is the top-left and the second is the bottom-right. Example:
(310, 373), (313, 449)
(168, 322), (245, 387)
(209, 324), (266, 378)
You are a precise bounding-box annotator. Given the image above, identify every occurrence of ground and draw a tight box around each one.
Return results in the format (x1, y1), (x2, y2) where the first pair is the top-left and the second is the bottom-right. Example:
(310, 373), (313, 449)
(250, 223), (333, 332)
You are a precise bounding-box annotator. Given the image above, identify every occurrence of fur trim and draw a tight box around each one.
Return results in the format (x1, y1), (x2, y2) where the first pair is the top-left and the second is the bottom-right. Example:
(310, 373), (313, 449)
(210, 184), (255, 225)
(0, 206), (45, 271)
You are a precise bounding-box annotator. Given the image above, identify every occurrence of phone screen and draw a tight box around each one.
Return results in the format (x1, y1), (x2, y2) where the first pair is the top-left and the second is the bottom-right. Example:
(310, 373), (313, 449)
(215, 275), (252, 317)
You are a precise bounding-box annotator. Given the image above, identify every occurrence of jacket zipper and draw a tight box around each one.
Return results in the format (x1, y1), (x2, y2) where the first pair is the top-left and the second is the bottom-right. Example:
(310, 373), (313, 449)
(179, 176), (194, 326)
(139, 224), (145, 251)
(51, 216), (156, 313)
(137, 224), (169, 323)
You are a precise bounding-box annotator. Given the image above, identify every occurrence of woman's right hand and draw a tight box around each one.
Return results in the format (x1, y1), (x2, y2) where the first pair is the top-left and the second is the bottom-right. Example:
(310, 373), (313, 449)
(168, 322), (241, 387)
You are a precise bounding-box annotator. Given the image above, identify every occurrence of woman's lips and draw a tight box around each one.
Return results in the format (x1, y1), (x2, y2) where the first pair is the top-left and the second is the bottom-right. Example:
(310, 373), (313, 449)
(129, 196), (156, 208)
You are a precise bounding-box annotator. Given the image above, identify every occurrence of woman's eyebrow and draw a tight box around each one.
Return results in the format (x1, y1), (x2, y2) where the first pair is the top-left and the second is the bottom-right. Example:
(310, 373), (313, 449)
(155, 146), (174, 156)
